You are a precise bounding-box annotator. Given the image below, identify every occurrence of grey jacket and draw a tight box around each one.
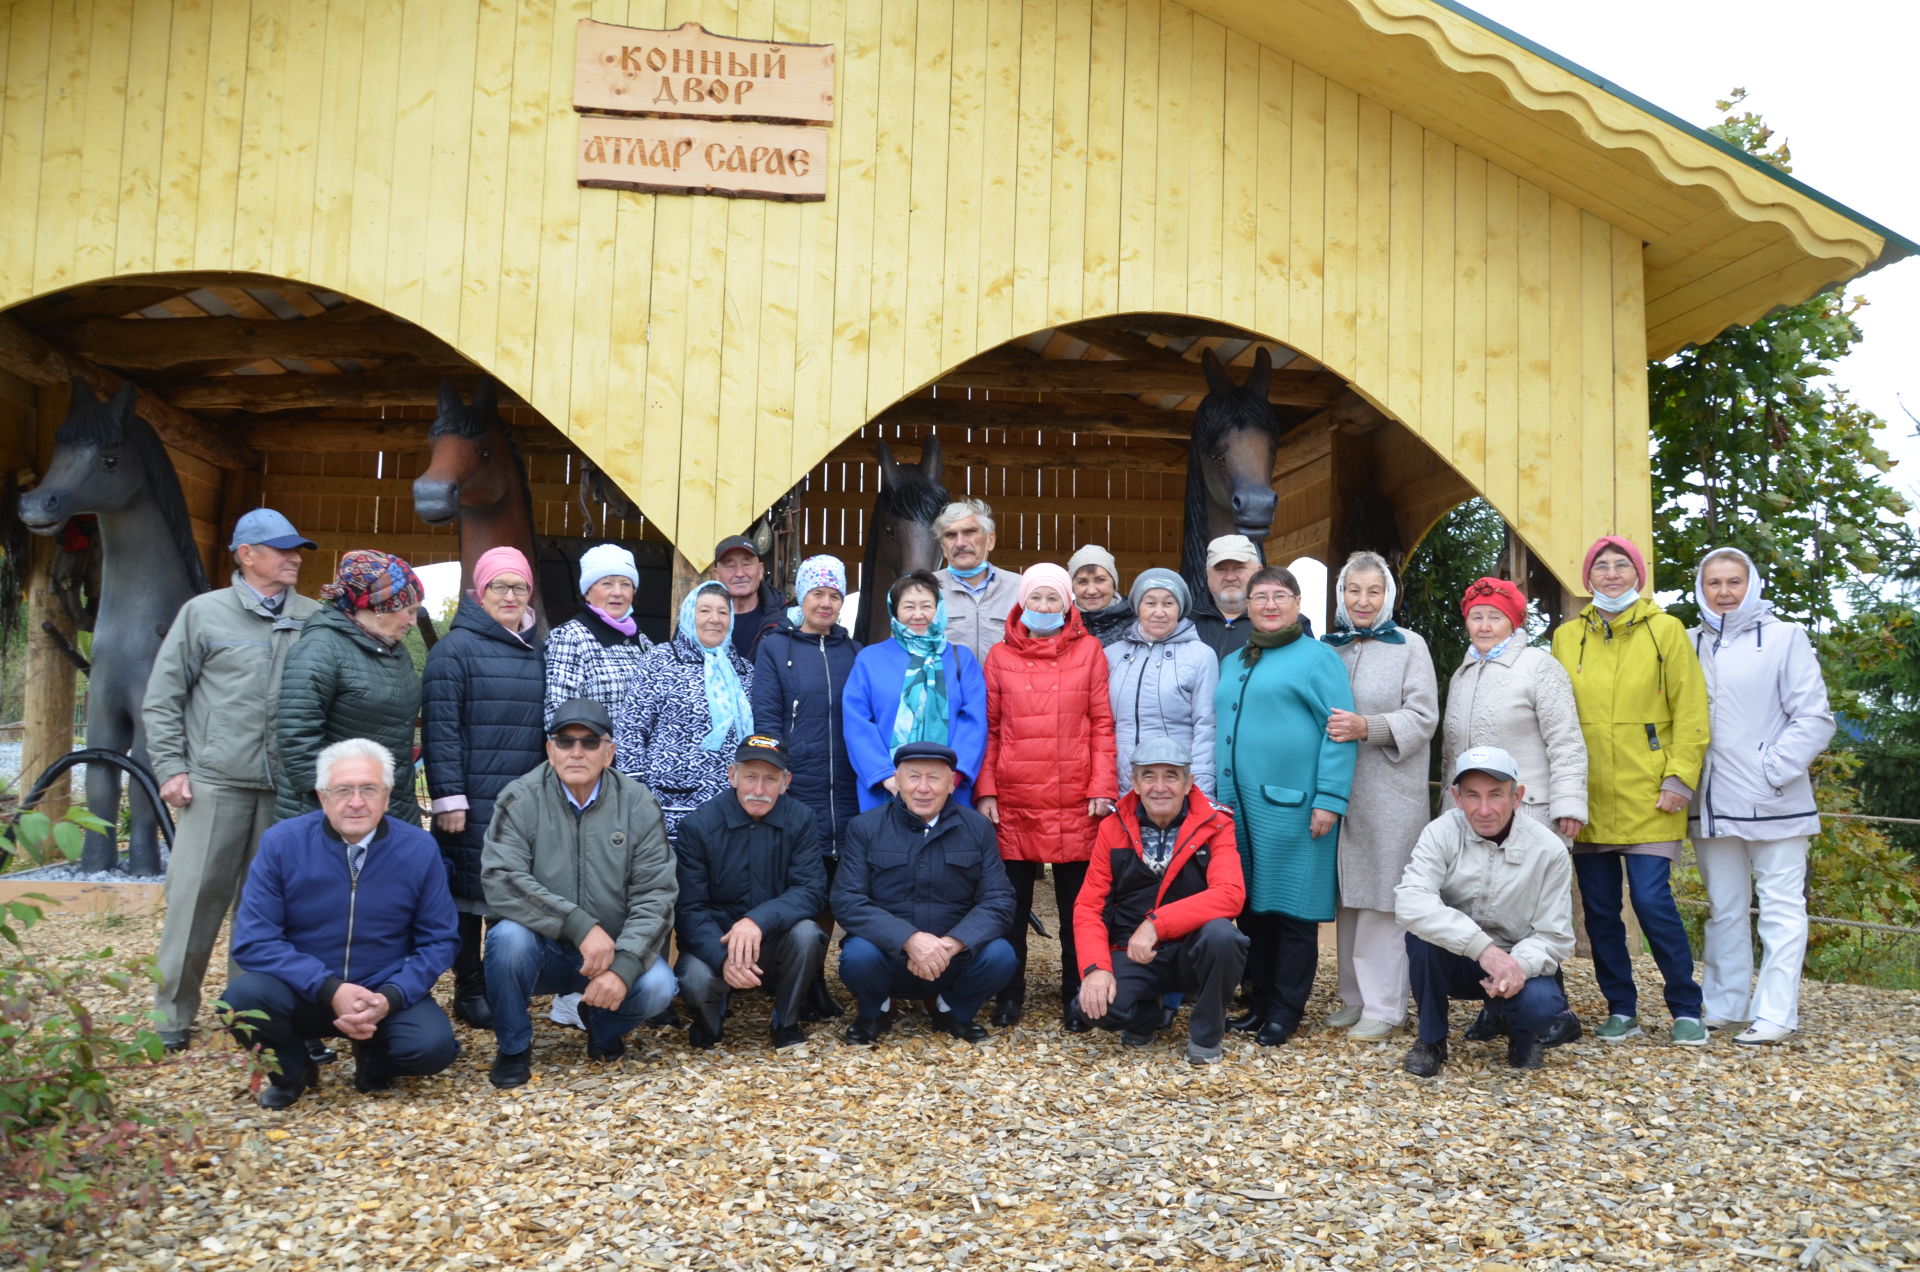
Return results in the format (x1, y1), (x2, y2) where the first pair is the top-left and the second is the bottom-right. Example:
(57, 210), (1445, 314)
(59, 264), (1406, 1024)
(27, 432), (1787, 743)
(481, 765), (678, 991)
(143, 574), (322, 791)
(1106, 617), (1219, 794)
(1332, 630), (1439, 912)
(936, 565), (1020, 667)
(1443, 643), (1588, 826)
(1395, 808), (1575, 980)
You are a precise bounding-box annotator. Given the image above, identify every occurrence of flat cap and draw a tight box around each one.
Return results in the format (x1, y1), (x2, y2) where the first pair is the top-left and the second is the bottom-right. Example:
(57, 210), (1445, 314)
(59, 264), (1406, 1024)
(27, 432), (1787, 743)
(891, 741), (959, 769)
(1130, 737), (1192, 770)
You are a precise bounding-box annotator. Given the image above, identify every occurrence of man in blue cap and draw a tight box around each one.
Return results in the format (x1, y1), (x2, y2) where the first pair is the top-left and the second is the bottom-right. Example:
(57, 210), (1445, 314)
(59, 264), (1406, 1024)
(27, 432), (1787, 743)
(832, 740), (1016, 1044)
(144, 507), (322, 1052)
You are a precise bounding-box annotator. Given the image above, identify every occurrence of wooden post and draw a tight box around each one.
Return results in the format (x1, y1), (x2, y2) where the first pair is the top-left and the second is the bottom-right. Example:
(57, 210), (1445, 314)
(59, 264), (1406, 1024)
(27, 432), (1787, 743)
(668, 547), (703, 637)
(20, 382), (77, 818)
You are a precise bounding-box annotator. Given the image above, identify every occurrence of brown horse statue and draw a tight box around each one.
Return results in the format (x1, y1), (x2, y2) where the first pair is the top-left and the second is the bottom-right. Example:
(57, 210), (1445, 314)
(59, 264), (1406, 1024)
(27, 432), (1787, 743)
(1180, 348), (1290, 612)
(412, 378), (545, 635)
(853, 437), (948, 646)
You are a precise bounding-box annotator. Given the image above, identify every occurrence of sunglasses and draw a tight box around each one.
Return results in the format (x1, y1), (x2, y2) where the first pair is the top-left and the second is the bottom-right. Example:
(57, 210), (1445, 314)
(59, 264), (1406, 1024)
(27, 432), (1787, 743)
(550, 733), (606, 751)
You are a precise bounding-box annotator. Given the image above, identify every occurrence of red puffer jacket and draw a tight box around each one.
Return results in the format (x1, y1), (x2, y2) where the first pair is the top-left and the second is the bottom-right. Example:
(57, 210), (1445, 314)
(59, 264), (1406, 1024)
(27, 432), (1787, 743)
(976, 604), (1119, 863)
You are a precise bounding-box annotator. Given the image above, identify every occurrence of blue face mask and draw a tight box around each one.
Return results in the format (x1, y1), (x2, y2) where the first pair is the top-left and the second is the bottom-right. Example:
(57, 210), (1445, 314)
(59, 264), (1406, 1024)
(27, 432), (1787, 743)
(947, 560), (988, 581)
(1592, 587), (1640, 614)
(1023, 609), (1066, 634)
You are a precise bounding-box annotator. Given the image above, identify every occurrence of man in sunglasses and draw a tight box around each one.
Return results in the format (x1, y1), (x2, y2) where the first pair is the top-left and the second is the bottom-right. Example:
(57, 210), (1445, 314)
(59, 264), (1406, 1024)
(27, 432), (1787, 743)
(480, 699), (679, 1088)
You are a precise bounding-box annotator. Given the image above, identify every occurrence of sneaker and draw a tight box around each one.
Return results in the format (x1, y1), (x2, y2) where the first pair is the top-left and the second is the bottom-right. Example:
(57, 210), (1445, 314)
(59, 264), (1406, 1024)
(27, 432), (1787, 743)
(1669, 1018), (1709, 1047)
(549, 993), (584, 1030)
(1185, 1039), (1223, 1065)
(1595, 1014), (1642, 1042)
(1325, 1004), (1364, 1029)
(1348, 1018), (1397, 1041)
(1733, 1022), (1793, 1046)
(1702, 1015), (1746, 1032)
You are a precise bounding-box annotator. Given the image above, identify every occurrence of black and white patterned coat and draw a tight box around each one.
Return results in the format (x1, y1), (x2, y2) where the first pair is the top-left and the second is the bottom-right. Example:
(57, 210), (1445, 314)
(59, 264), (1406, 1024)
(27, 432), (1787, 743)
(615, 633), (755, 842)
(542, 606), (653, 728)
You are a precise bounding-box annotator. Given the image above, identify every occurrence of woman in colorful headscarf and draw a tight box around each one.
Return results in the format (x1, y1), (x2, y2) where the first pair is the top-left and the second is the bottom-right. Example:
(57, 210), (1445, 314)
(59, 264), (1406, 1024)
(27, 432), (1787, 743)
(1320, 550), (1437, 1042)
(276, 549), (427, 824)
(422, 545), (548, 1028)
(1550, 535), (1709, 1047)
(842, 569), (987, 811)
(616, 580), (756, 843)
(976, 563), (1118, 1030)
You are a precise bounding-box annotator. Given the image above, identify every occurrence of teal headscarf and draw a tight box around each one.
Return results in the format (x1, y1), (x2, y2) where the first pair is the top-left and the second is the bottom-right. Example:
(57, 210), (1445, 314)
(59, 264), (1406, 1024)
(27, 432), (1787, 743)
(679, 581), (754, 752)
(890, 595), (952, 750)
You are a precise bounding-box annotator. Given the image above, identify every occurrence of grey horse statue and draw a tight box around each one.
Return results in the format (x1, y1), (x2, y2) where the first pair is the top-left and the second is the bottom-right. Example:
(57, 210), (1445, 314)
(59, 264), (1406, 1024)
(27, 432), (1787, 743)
(853, 438), (948, 647)
(17, 378), (211, 874)
(1179, 348), (1289, 608)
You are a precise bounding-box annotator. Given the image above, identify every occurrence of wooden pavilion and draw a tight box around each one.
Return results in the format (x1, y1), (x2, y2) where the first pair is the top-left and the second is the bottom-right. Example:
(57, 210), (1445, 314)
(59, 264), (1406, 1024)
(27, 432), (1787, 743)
(0, 0), (1909, 799)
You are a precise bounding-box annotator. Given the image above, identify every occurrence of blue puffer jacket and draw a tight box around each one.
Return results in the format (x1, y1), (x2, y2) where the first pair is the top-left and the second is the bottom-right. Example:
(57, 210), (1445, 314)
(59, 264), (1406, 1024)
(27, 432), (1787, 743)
(422, 597), (547, 903)
(232, 812), (459, 1009)
(841, 638), (987, 811)
(752, 615), (862, 857)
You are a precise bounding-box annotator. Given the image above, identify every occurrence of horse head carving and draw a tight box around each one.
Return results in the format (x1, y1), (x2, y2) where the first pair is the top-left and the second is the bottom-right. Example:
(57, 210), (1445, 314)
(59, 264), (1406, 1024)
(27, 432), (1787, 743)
(1180, 348), (1288, 604)
(855, 437), (948, 646)
(414, 379), (543, 630)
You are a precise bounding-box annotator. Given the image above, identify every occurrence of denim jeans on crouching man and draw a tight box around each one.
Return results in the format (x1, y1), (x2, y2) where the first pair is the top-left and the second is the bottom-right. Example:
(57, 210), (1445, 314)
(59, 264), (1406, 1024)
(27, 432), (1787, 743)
(484, 919), (678, 1054)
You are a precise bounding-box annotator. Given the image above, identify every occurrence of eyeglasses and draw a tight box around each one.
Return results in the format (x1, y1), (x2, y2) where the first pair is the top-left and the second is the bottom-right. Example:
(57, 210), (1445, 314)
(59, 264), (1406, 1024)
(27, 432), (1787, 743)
(321, 783), (388, 802)
(1589, 561), (1636, 575)
(550, 733), (606, 751)
(486, 581), (532, 598)
(1248, 590), (1297, 605)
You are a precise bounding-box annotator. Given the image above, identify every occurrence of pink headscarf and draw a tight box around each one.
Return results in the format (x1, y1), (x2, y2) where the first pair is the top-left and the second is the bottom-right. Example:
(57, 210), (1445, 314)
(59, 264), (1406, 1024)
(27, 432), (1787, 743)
(1017, 562), (1073, 610)
(1581, 536), (1647, 590)
(472, 546), (534, 599)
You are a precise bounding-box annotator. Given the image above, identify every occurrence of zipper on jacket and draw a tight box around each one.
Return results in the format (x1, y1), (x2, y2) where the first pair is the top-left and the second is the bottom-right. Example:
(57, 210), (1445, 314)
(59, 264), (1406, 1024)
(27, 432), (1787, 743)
(342, 846), (360, 983)
(818, 630), (839, 840)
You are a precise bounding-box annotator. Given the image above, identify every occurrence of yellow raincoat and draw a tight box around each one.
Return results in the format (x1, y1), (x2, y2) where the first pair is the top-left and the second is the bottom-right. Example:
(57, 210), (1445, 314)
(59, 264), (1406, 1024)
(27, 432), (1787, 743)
(1550, 596), (1708, 845)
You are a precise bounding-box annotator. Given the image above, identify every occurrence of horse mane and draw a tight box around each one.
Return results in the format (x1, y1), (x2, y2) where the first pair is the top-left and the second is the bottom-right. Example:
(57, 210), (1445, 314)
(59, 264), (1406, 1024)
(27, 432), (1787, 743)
(57, 391), (213, 594)
(428, 403), (498, 441)
(874, 462), (949, 524)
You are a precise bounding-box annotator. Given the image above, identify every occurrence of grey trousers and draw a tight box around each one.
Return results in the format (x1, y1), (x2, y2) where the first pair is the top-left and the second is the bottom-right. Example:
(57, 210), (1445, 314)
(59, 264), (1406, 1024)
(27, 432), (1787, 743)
(676, 919), (827, 1035)
(153, 782), (277, 1033)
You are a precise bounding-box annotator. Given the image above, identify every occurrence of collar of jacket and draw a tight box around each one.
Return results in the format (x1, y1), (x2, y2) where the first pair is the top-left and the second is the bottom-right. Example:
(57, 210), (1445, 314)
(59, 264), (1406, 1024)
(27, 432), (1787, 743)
(1580, 594), (1660, 636)
(313, 604), (405, 657)
(1114, 787), (1228, 859)
(452, 595), (539, 648)
(1001, 602), (1089, 656)
(769, 612), (852, 648)
(320, 814), (392, 849)
(1453, 807), (1543, 866)
(228, 570), (298, 621)
(537, 762), (631, 810)
(577, 604), (642, 647)
(885, 793), (969, 837)
(1119, 616), (1201, 652)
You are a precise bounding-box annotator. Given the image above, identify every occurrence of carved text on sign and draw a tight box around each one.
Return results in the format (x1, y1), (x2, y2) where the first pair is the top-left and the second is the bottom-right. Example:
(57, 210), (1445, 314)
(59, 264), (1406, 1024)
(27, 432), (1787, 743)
(578, 116), (827, 202)
(575, 20), (835, 124)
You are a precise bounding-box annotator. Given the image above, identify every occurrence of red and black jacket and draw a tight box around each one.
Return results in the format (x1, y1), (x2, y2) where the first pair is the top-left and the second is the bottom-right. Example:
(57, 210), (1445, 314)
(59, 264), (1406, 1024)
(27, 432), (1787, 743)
(1073, 786), (1245, 976)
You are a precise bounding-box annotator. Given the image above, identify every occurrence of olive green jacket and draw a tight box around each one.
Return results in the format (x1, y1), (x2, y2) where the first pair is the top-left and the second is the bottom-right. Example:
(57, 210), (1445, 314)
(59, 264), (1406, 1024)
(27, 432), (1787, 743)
(274, 605), (424, 823)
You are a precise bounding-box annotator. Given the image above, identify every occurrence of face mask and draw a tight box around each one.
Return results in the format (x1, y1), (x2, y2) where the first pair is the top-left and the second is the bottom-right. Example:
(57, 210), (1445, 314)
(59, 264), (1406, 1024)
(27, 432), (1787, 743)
(1592, 587), (1640, 614)
(948, 560), (988, 580)
(1023, 609), (1066, 634)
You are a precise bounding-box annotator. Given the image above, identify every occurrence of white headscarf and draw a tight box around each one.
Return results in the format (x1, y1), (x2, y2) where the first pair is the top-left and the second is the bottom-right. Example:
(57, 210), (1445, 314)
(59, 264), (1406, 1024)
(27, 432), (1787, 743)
(1694, 546), (1772, 638)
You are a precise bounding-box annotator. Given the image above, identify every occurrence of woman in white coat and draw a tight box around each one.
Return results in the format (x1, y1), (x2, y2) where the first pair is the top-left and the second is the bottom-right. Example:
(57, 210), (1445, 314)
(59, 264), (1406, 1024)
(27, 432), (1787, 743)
(1687, 548), (1834, 1045)
(1321, 551), (1438, 1040)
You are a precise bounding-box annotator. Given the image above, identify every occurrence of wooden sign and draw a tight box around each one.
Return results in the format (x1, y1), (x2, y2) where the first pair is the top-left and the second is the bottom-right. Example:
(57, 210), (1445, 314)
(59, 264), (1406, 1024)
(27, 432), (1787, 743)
(575, 20), (835, 125)
(578, 116), (827, 202)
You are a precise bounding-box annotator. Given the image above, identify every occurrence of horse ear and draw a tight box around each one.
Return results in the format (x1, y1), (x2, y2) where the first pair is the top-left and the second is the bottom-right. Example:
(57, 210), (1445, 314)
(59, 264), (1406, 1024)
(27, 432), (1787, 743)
(1242, 346), (1273, 401)
(875, 441), (901, 486)
(437, 379), (462, 417)
(107, 379), (139, 419)
(475, 379), (498, 416)
(919, 434), (943, 480)
(1200, 348), (1234, 396)
(69, 375), (100, 407)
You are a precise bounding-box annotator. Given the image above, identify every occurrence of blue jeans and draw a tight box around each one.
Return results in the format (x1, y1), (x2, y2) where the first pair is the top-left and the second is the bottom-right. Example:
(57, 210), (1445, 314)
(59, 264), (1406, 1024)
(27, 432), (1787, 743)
(1406, 935), (1568, 1047)
(221, 970), (458, 1089)
(484, 920), (678, 1055)
(838, 935), (1017, 1024)
(1572, 852), (1704, 1020)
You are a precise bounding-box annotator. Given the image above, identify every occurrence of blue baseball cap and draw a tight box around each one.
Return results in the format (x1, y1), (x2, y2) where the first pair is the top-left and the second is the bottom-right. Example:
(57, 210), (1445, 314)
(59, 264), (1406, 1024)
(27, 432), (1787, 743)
(230, 507), (316, 551)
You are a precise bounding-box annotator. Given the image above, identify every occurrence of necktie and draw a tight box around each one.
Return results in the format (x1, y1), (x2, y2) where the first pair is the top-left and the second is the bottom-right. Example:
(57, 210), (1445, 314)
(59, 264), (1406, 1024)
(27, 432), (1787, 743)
(348, 840), (367, 883)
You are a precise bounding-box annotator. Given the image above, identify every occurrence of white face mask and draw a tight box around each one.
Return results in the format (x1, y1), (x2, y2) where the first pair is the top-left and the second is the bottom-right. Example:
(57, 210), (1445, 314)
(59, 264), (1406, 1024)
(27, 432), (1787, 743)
(1592, 587), (1639, 614)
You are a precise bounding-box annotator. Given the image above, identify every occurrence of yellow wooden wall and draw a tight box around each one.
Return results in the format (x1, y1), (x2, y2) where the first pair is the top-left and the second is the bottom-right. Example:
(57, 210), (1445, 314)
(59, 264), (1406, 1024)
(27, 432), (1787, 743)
(0, 0), (1653, 584)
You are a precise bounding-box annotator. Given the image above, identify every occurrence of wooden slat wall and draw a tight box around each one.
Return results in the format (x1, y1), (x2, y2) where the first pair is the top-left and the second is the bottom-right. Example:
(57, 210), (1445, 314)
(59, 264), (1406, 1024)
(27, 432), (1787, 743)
(0, 0), (1659, 588)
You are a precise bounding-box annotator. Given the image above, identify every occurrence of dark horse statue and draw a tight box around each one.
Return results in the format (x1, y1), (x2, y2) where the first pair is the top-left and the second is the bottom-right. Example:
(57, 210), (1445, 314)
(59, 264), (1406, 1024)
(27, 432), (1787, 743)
(17, 379), (212, 874)
(412, 379), (545, 635)
(1180, 348), (1290, 608)
(854, 437), (948, 646)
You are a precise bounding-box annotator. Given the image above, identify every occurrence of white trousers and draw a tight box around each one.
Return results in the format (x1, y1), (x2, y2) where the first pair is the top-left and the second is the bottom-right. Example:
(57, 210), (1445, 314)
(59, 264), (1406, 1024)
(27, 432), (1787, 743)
(1335, 906), (1409, 1025)
(1694, 835), (1809, 1031)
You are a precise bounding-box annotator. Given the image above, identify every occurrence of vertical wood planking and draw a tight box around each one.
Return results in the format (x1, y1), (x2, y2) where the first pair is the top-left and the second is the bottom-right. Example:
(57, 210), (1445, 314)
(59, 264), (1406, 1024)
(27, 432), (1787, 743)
(1384, 113), (1421, 425)
(114, 0), (173, 275)
(1579, 210), (1615, 538)
(2, 4), (51, 289)
(419, 0), (480, 343)
(974, 0), (1019, 347)
(828, 0), (881, 442)
(1150, 1), (1188, 315)
(789, 0), (844, 478)
(1450, 148), (1486, 492)
(530, 0), (588, 458)
(1010, 0), (1052, 336)
(345, 0), (404, 308)
(1514, 180), (1552, 556)
(76, 0), (133, 280)
(1546, 194), (1583, 560)
(1114, 0), (1156, 311)
(1419, 131), (1453, 467)
(1218, 31), (1259, 329)
(905, 0), (953, 387)
(720, 1), (772, 519)
(1611, 226), (1653, 567)
(1319, 81), (1358, 377)
(34, 0), (91, 293)
(270, 0), (327, 282)
(1049, 0), (1091, 327)
(1288, 66), (1325, 359)
(152, 0), (210, 271)
(1481, 163), (1519, 521)
(864, 0), (916, 406)
(456, 0), (515, 359)
(382, 0), (441, 319)
(942, 0), (987, 369)
(1252, 48), (1290, 341)
(1350, 97), (1389, 395)
(233, 0), (289, 274)
(1081, 0), (1125, 318)
(1184, 16), (1224, 320)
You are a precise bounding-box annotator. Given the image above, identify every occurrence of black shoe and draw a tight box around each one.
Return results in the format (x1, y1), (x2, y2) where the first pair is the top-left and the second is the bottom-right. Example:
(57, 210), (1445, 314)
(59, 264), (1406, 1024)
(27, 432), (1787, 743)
(1542, 1011), (1583, 1049)
(1255, 1019), (1297, 1048)
(580, 1008), (627, 1062)
(453, 995), (494, 1029)
(1463, 1006), (1506, 1042)
(844, 1014), (893, 1046)
(1226, 1010), (1267, 1034)
(159, 1028), (191, 1053)
(991, 999), (1022, 1028)
(771, 1023), (807, 1050)
(350, 1043), (394, 1093)
(258, 1073), (309, 1110)
(932, 1010), (990, 1044)
(1403, 1040), (1448, 1078)
(799, 981), (844, 1022)
(645, 1004), (681, 1028)
(1507, 1036), (1546, 1070)
(1120, 1029), (1155, 1048)
(688, 1021), (723, 1051)
(306, 1038), (338, 1065)
(489, 1049), (532, 1089)
(1158, 1004), (1178, 1031)
(1062, 1010), (1092, 1034)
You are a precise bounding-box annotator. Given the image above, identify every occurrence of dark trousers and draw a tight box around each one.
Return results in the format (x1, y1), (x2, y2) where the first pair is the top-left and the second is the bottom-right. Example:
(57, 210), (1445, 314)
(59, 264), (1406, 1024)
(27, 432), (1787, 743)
(839, 935), (1017, 1023)
(677, 919), (827, 1034)
(1572, 852), (1704, 1020)
(1406, 934), (1569, 1046)
(221, 970), (458, 1090)
(1240, 910), (1320, 1029)
(1001, 860), (1089, 1008)
(1097, 918), (1249, 1048)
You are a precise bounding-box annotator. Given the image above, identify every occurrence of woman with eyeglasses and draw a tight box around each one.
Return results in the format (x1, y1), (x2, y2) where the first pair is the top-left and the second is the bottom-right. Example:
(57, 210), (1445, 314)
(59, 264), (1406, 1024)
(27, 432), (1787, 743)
(1215, 565), (1358, 1046)
(1550, 536), (1709, 1047)
(616, 580), (757, 844)
(422, 546), (548, 1028)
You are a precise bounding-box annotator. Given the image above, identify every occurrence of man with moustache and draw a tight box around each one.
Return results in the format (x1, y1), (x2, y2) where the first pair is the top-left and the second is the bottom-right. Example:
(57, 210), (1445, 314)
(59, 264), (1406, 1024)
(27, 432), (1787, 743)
(1188, 534), (1261, 658)
(933, 500), (1020, 665)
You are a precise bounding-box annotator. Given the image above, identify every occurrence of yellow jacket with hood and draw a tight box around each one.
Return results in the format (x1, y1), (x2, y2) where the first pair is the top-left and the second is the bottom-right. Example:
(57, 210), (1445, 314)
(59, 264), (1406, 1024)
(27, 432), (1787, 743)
(1549, 595), (1709, 846)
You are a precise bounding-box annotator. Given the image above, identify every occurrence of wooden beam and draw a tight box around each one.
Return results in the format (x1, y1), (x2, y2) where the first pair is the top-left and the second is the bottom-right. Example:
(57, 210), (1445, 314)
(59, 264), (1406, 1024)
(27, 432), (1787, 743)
(261, 474), (582, 503)
(1057, 320), (1203, 368)
(54, 314), (461, 371)
(19, 284), (205, 324)
(0, 315), (252, 470)
(803, 490), (1183, 520)
(823, 437), (1186, 474)
(305, 530), (459, 562)
(165, 367), (519, 412)
(935, 354), (1348, 405)
(242, 414), (571, 452)
(872, 396), (1193, 440)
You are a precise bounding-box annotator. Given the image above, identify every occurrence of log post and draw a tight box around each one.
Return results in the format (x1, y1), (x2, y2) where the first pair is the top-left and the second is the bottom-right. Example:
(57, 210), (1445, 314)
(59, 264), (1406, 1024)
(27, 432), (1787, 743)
(668, 547), (703, 636)
(20, 382), (77, 819)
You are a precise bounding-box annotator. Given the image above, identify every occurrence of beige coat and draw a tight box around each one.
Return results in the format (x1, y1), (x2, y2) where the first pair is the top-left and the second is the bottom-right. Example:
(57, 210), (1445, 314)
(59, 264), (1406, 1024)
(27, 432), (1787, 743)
(1395, 808), (1575, 979)
(1443, 643), (1588, 826)
(1331, 631), (1438, 912)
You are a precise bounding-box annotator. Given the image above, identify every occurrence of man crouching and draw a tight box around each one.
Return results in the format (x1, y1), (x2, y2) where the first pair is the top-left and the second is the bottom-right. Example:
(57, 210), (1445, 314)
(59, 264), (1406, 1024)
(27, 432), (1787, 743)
(223, 739), (459, 1109)
(481, 699), (678, 1088)
(1396, 746), (1576, 1077)
(1072, 738), (1248, 1064)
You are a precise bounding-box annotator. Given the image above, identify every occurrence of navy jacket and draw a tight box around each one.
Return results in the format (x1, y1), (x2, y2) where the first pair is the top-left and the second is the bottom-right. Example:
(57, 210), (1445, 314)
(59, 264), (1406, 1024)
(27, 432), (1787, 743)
(832, 796), (1013, 955)
(422, 596), (547, 901)
(674, 790), (828, 971)
(751, 615), (861, 854)
(232, 811), (459, 1009)
(730, 579), (789, 663)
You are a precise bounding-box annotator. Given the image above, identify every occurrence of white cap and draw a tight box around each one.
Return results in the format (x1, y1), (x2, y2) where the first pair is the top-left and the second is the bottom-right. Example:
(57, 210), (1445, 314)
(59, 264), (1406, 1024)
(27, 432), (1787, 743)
(1450, 746), (1520, 785)
(579, 543), (639, 594)
(1206, 534), (1261, 570)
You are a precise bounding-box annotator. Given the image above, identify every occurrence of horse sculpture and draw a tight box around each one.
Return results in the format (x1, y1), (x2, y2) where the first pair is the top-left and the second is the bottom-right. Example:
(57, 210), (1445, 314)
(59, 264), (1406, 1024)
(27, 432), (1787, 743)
(412, 378), (545, 634)
(16, 378), (212, 874)
(853, 438), (948, 646)
(1179, 348), (1290, 605)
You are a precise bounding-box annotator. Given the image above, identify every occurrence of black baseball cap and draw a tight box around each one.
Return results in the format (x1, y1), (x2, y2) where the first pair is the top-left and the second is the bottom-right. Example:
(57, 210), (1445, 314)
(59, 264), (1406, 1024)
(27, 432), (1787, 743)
(733, 734), (790, 771)
(715, 534), (763, 560)
(548, 699), (613, 737)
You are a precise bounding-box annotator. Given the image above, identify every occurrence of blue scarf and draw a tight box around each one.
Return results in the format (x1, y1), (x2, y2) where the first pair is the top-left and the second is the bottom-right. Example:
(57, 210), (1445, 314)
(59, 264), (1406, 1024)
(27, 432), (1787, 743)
(679, 583), (754, 752)
(890, 600), (952, 750)
(1322, 618), (1404, 647)
(1468, 636), (1514, 662)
